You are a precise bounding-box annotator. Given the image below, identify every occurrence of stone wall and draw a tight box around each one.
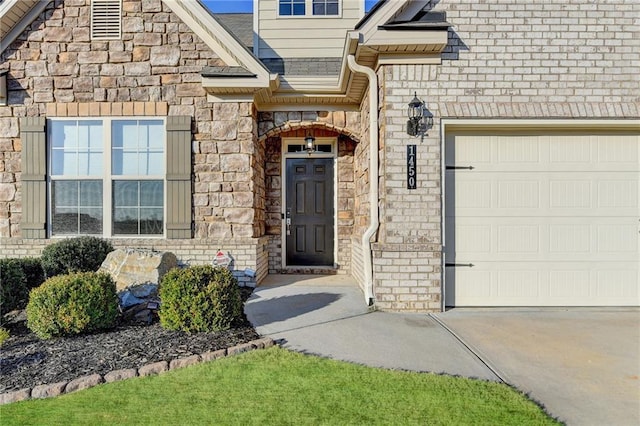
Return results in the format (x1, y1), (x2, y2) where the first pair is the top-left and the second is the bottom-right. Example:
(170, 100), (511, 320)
(0, 0), (265, 274)
(262, 127), (358, 274)
(375, 0), (640, 311)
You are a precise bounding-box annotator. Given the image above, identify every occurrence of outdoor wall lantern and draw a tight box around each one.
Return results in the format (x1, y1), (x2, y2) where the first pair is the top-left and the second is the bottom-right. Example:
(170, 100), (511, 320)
(406, 92), (433, 137)
(305, 132), (316, 154)
(0, 70), (8, 106)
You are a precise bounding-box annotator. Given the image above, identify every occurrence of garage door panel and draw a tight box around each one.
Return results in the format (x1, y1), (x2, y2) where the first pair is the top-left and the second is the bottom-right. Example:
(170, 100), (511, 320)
(449, 134), (640, 172)
(447, 217), (638, 262)
(445, 133), (640, 307)
(449, 172), (638, 216)
(447, 262), (639, 306)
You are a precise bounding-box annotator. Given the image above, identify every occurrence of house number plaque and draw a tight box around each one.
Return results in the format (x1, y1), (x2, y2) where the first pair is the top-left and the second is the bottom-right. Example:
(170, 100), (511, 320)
(407, 144), (417, 189)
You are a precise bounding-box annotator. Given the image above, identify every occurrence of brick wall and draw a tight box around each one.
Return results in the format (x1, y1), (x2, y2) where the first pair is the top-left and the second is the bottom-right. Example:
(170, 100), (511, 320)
(374, 0), (640, 311)
(0, 237), (268, 286)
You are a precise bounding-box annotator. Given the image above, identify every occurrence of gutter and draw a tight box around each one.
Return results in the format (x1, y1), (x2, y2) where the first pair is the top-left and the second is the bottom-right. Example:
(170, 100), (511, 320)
(346, 55), (379, 306)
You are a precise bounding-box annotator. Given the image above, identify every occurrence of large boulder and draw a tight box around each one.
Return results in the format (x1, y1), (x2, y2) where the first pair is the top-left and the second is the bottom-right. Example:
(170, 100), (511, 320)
(99, 248), (178, 292)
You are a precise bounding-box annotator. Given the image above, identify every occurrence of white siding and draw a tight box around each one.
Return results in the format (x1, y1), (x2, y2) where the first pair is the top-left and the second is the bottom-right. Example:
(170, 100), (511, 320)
(254, 0), (364, 59)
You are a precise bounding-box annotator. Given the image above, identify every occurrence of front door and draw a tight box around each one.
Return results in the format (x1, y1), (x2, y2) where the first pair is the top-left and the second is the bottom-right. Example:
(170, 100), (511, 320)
(285, 158), (334, 266)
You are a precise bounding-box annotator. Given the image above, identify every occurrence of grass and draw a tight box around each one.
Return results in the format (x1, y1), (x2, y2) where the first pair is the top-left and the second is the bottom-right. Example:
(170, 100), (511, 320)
(1, 347), (558, 425)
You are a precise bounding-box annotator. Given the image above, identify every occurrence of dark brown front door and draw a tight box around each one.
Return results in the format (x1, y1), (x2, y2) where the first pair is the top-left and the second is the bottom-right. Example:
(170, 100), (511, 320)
(285, 157), (334, 266)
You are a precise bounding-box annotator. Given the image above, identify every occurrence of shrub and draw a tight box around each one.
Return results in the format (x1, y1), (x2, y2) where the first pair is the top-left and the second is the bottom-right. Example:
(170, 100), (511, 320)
(159, 265), (242, 333)
(41, 237), (114, 278)
(0, 259), (28, 317)
(17, 257), (45, 290)
(0, 327), (9, 345)
(26, 272), (118, 339)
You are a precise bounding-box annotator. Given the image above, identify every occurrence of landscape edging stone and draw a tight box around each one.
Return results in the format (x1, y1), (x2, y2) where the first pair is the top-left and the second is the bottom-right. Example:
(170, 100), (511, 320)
(0, 337), (275, 405)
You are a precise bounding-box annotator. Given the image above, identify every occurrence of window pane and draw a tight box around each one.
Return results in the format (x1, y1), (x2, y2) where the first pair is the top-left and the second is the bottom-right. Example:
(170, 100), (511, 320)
(52, 180), (103, 235)
(79, 208), (103, 234)
(313, 3), (324, 14)
(50, 120), (103, 177)
(279, 3), (291, 15)
(112, 120), (164, 176)
(140, 181), (163, 207)
(80, 181), (103, 207)
(113, 180), (163, 235)
(327, 2), (338, 15)
(146, 121), (164, 150)
(113, 181), (139, 207)
(112, 120), (138, 150)
(113, 207), (139, 234)
(293, 3), (305, 15)
(140, 208), (163, 235)
(53, 181), (78, 207)
(52, 208), (78, 235)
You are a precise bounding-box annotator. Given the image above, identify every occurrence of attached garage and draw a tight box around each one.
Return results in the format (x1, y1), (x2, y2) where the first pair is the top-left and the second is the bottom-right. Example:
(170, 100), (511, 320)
(444, 124), (640, 307)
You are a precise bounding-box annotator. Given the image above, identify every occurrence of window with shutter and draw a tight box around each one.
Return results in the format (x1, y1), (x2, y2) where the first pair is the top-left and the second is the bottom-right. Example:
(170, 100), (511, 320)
(91, 0), (122, 40)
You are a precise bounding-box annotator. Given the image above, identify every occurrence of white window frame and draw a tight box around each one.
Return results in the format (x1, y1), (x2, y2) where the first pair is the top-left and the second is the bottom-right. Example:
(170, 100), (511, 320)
(47, 117), (167, 238)
(277, 0), (342, 18)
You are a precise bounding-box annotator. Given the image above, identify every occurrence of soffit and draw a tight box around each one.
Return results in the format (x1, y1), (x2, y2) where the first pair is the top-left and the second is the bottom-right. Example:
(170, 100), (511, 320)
(0, 0), (50, 51)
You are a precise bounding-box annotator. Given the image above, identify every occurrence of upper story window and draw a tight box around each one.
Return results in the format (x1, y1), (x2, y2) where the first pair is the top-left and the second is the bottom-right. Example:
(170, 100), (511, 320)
(313, 0), (339, 15)
(91, 0), (122, 40)
(48, 118), (165, 237)
(279, 0), (305, 16)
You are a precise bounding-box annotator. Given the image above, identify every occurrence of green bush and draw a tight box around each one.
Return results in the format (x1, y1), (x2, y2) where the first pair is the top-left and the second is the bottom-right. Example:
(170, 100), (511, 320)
(41, 237), (113, 278)
(17, 257), (45, 290)
(26, 272), (118, 339)
(0, 258), (28, 317)
(159, 265), (242, 333)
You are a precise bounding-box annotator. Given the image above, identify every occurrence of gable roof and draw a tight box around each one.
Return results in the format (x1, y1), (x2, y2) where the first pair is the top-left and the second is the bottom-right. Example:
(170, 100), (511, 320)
(1, 0), (449, 110)
(214, 13), (253, 50)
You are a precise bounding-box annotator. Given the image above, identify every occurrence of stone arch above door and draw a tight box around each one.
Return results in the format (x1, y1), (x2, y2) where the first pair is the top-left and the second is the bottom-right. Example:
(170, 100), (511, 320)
(258, 111), (362, 143)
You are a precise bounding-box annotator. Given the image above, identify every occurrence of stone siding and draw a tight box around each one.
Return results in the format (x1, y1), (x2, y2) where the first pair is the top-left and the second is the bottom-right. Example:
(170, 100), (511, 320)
(0, 0), (265, 277)
(375, 0), (640, 311)
(262, 127), (358, 274)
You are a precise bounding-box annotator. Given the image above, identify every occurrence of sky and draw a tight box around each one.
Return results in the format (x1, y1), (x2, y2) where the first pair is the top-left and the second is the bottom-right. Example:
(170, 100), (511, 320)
(201, 0), (378, 14)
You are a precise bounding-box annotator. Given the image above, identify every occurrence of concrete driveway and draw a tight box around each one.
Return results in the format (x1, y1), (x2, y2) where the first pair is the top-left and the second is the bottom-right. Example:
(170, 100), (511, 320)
(434, 308), (640, 426)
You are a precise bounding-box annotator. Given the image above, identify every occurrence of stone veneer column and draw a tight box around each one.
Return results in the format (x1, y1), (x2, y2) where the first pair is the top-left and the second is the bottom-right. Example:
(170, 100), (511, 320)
(194, 102), (263, 239)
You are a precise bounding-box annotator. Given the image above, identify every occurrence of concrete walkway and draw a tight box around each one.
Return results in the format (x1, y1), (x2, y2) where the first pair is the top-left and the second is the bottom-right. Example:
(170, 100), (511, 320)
(245, 275), (640, 425)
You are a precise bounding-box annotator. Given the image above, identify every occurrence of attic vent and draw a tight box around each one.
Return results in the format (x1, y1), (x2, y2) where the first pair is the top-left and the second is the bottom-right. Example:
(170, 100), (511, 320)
(91, 0), (122, 40)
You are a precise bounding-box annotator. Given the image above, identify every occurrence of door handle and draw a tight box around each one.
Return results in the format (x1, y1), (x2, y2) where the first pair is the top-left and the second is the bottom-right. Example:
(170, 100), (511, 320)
(285, 209), (291, 236)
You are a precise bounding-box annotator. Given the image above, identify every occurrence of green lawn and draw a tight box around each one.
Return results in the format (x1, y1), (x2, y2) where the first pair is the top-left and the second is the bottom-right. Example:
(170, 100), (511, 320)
(1, 347), (558, 425)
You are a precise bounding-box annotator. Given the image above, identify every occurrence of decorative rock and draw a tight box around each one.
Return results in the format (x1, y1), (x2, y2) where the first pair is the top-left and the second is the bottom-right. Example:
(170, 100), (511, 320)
(31, 381), (67, 399)
(64, 374), (103, 393)
(252, 337), (275, 349)
(0, 388), (30, 405)
(99, 248), (178, 292)
(200, 349), (226, 362)
(169, 355), (201, 370)
(138, 361), (168, 377)
(227, 342), (256, 356)
(104, 369), (137, 383)
(129, 283), (158, 299)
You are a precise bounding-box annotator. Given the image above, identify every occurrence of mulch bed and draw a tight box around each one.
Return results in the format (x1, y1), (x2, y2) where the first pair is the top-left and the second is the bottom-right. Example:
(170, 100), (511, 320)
(0, 289), (260, 394)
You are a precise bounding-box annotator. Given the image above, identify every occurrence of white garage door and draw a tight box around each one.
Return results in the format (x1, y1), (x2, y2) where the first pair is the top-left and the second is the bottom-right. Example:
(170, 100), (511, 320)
(445, 132), (640, 307)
